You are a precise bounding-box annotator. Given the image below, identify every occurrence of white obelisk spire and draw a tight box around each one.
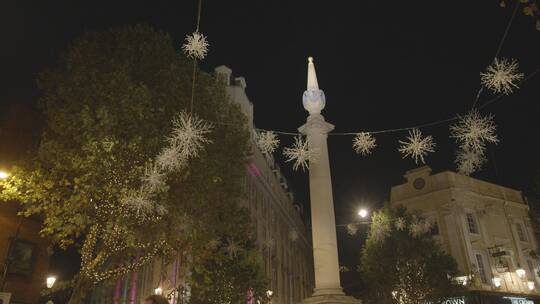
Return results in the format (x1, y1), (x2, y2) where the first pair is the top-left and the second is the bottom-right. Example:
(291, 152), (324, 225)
(299, 57), (360, 303)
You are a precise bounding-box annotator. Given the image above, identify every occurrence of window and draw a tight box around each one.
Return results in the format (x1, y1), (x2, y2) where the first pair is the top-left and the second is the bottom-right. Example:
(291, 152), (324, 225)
(516, 223), (528, 242)
(466, 213), (479, 234)
(475, 253), (489, 283)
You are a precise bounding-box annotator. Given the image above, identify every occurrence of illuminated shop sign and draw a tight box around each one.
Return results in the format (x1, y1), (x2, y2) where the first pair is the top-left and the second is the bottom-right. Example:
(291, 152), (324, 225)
(502, 297), (534, 304)
(440, 297), (465, 304)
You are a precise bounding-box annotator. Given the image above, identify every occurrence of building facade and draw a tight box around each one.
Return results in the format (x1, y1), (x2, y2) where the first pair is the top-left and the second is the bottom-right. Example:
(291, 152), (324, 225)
(390, 166), (540, 303)
(0, 201), (50, 304)
(216, 65), (315, 304)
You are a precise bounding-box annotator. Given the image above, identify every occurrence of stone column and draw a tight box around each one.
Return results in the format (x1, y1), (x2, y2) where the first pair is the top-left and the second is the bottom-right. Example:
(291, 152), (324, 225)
(299, 57), (360, 304)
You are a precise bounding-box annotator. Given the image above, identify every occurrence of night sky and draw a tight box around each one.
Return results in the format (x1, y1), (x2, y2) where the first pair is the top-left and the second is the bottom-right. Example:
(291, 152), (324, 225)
(2, 0), (540, 295)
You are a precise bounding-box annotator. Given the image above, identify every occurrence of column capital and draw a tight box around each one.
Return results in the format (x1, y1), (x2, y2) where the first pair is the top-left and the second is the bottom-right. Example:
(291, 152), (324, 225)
(298, 114), (335, 136)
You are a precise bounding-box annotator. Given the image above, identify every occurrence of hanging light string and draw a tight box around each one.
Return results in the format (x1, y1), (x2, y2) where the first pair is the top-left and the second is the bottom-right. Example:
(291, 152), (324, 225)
(472, 0), (521, 109)
(248, 67), (538, 138)
(189, 0), (203, 113)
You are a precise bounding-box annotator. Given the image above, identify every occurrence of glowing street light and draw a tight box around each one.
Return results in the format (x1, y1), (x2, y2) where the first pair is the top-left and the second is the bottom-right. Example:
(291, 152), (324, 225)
(516, 267), (526, 279)
(0, 171), (10, 179)
(358, 208), (368, 218)
(154, 287), (163, 295)
(46, 276), (56, 289)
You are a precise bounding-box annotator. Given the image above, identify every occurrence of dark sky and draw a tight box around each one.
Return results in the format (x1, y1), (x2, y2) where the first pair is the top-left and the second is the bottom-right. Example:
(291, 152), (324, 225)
(2, 0), (540, 295)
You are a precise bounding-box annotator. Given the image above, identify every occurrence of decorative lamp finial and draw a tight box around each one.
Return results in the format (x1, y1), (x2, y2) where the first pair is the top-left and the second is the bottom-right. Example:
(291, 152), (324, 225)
(302, 56), (326, 115)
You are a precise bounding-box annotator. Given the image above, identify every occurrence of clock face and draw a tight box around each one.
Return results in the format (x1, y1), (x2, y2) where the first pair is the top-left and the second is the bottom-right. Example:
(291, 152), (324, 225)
(413, 178), (426, 190)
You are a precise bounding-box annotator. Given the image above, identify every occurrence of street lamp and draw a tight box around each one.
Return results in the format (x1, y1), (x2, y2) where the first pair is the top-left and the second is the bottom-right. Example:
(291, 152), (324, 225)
(46, 276), (56, 289)
(0, 171), (9, 179)
(154, 287), (163, 295)
(358, 208), (368, 219)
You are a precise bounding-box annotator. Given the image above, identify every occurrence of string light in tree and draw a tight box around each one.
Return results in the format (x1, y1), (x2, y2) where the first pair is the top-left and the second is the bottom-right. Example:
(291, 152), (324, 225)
(450, 109), (498, 154)
(283, 135), (317, 171)
(398, 128), (436, 165)
(352, 132), (377, 156)
(455, 148), (486, 176)
(257, 131), (280, 154)
(168, 111), (213, 160)
(371, 216), (391, 243)
(182, 32), (209, 60)
(142, 163), (167, 192)
(156, 146), (185, 172)
(480, 58), (524, 95)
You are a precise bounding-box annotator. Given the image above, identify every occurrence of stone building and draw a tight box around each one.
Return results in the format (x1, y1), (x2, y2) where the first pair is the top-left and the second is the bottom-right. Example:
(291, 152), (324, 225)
(216, 65), (315, 304)
(390, 166), (540, 303)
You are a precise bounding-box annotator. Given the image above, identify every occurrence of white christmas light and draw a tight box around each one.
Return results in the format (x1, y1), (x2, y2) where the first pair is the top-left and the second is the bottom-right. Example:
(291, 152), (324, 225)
(480, 58), (524, 95)
(528, 281), (535, 291)
(142, 163), (166, 192)
(395, 217), (406, 231)
(182, 31), (209, 60)
(155, 287), (163, 295)
(346, 224), (359, 236)
(409, 220), (427, 238)
(516, 267), (526, 279)
(455, 148), (486, 176)
(352, 132), (376, 156)
(257, 131), (280, 155)
(289, 229), (299, 242)
(168, 111), (213, 160)
(283, 136), (317, 171)
(225, 238), (240, 258)
(450, 109), (498, 154)
(371, 216), (391, 243)
(398, 128), (436, 165)
(155, 146), (185, 172)
(123, 190), (154, 215)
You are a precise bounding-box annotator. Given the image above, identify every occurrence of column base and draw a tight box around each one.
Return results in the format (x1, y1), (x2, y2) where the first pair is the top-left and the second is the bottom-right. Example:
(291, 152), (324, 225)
(303, 288), (361, 304)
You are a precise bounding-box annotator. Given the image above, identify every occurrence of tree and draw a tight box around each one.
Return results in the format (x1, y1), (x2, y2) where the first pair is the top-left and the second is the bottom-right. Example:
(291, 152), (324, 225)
(499, 0), (540, 30)
(359, 207), (464, 304)
(0, 24), (267, 303)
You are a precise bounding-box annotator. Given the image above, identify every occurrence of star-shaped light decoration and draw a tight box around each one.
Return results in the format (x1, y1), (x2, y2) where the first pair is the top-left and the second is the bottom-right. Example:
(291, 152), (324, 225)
(168, 111), (213, 160)
(450, 109), (498, 154)
(398, 129), (436, 164)
(395, 217), (406, 231)
(123, 190), (154, 216)
(182, 31), (209, 60)
(288, 230), (299, 242)
(283, 135), (317, 171)
(225, 238), (240, 258)
(257, 131), (280, 155)
(156, 146), (185, 173)
(142, 163), (167, 192)
(455, 148), (487, 176)
(352, 132), (377, 156)
(480, 58), (524, 95)
(409, 220), (426, 238)
(346, 224), (359, 236)
(371, 215), (391, 243)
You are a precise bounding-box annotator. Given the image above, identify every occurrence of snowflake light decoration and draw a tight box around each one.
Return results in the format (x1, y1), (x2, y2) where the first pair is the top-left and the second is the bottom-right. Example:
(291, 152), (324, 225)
(168, 111), (213, 160)
(257, 131), (280, 155)
(398, 129), (436, 164)
(409, 220), (426, 238)
(455, 148), (487, 176)
(289, 230), (299, 242)
(156, 146), (185, 172)
(371, 216), (391, 243)
(142, 163), (167, 192)
(225, 238), (240, 258)
(182, 31), (209, 60)
(395, 217), (406, 231)
(352, 132), (377, 156)
(346, 224), (359, 236)
(123, 191), (154, 215)
(450, 109), (498, 154)
(283, 136), (317, 171)
(480, 58), (524, 95)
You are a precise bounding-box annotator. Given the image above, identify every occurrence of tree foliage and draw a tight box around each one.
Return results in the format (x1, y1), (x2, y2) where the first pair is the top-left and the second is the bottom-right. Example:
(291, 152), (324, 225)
(0, 24), (267, 302)
(499, 0), (540, 30)
(359, 206), (464, 304)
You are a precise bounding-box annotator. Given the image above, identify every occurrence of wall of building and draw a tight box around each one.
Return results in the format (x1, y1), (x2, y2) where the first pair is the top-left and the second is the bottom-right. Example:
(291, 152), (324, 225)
(217, 65), (315, 304)
(390, 166), (540, 297)
(0, 201), (49, 304)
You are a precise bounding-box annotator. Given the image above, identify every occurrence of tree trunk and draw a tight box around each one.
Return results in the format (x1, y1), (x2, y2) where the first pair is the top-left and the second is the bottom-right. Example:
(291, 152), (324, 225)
(67, 277), (88, 304)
